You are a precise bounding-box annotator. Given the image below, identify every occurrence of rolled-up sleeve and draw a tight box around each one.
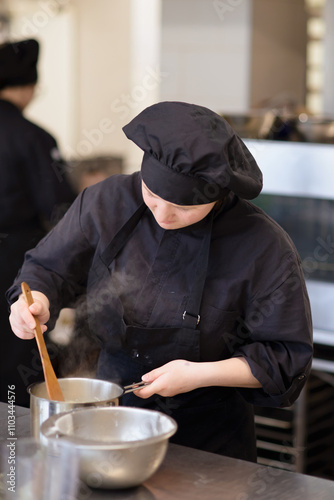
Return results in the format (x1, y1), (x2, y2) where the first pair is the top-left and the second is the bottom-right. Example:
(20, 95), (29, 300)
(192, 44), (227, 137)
(233, 261), (313, 407)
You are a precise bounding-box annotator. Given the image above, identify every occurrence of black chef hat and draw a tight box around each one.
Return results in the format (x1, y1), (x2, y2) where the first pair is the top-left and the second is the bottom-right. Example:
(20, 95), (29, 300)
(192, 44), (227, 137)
(123, 101), (263, 205)
(0, 39), (39, 90)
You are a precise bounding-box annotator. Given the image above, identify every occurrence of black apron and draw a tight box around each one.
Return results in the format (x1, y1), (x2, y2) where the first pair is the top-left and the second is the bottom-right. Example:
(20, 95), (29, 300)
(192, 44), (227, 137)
(94, 204), (257, 462)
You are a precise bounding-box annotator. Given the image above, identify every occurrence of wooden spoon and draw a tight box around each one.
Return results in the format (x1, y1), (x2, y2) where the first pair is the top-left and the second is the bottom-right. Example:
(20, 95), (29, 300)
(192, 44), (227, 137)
(21, 282), (65, 401)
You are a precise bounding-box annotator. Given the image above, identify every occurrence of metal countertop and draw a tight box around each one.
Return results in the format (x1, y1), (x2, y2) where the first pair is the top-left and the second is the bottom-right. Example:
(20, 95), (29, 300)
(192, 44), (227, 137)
(1, 402), (334, 500)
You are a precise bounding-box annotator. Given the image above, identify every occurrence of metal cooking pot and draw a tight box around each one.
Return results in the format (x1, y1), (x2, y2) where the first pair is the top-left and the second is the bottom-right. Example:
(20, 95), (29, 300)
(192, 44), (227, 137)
(41, 406), (177, 489)
(28, 377), (148, 439)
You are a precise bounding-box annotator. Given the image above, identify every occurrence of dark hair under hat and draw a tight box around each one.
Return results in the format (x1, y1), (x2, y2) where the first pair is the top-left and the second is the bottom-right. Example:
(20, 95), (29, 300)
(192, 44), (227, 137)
(0, 39), (39, 90)
(123, 101), (263, 205)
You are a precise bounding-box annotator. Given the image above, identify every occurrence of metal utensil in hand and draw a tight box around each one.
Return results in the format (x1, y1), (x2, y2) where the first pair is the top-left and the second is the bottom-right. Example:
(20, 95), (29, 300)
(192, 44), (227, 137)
(123, 381), (151, 394)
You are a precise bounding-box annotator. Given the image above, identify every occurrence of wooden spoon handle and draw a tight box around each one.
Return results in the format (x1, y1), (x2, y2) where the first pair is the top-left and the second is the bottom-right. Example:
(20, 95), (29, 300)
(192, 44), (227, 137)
(21, 282), (65, 402)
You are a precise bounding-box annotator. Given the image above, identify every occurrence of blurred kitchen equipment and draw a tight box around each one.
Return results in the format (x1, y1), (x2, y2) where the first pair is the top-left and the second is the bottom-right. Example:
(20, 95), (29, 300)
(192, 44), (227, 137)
(245, 138), (334, 478)
(223, 112), (334, 144)
(29, 377), (149, 439)
(21, 282), (64, 402)
(41, 406), (177, 489)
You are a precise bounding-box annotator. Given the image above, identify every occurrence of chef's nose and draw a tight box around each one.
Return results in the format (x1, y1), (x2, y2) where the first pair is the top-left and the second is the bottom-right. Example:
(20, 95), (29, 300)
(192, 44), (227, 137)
(154, 199), (174, 220)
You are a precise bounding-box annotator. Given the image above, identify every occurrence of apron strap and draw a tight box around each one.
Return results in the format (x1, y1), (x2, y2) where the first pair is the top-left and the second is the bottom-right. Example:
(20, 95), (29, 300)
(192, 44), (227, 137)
(101, 201), (213, 331)
(182, 211), (214, 329)
(100, 203), (147, 267)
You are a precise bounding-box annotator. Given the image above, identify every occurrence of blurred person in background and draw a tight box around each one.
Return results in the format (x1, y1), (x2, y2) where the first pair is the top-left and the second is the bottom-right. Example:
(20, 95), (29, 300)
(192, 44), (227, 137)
(0, 38), (75, 406)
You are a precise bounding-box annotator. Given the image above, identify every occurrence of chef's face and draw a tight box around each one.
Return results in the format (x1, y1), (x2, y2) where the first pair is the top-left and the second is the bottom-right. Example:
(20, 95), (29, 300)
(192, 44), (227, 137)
(142, 182), (216, 230)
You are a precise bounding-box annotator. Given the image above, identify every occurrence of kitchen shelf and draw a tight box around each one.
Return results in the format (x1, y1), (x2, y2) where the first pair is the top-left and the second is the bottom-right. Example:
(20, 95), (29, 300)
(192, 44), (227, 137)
(254, 371), (334, 480)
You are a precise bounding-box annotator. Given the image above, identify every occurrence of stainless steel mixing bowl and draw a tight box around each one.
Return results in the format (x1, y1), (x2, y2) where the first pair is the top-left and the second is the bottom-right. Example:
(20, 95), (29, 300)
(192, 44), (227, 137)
(40, 406), (177, 489)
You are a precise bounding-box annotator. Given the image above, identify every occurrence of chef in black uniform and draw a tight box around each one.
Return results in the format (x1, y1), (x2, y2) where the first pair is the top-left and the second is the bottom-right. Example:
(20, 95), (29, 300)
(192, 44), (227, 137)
(0, 39), (75, 406)
(7, 102), (313, 461)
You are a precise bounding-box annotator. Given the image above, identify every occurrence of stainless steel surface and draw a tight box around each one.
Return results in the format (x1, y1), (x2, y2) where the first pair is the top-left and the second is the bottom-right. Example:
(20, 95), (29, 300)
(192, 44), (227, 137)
(307, 281), (334, 373)
(1, 403), (334, 500)
(244, 139), (334, 200)
(41, 406), (177, 489)
(306, 281), (334, 336)
(29, 377), (123, 439)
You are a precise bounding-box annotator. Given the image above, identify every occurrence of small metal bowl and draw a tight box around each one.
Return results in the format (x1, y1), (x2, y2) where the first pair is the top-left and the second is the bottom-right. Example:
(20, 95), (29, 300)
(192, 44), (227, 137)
(41, 406), (177, 489)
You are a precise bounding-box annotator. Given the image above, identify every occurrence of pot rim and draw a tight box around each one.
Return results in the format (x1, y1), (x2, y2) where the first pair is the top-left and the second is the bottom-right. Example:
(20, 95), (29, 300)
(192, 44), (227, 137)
(27, 377), (124, 404)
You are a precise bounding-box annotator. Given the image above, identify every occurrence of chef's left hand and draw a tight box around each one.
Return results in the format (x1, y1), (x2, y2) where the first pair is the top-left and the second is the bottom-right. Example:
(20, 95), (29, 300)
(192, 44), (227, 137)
(135, 357), (262, 398)
(135, 359), (200, 399)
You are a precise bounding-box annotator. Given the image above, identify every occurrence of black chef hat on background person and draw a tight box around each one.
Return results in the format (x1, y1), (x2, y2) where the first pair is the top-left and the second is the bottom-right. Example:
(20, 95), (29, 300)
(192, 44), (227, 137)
(0, 39), (39, 90)
(123, 101), (263, 205)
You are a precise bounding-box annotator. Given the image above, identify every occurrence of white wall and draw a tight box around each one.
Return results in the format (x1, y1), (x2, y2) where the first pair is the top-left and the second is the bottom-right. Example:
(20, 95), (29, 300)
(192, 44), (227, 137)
(8, 0), (162, 172)
(160, 0), (253, 114)
(71, 0), (132, 163)
(73, 0), (162, 172)
(126, 0), (162, 171)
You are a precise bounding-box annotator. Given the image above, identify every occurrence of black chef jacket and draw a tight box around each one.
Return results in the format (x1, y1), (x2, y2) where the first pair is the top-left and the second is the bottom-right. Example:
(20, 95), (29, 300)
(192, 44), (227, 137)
(7, 172), (313, 459)
(0, 98), (75, 406)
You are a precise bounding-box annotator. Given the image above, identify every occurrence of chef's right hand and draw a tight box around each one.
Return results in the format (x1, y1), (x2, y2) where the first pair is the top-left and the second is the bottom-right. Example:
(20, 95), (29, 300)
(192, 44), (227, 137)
(9, 291), (50, 340)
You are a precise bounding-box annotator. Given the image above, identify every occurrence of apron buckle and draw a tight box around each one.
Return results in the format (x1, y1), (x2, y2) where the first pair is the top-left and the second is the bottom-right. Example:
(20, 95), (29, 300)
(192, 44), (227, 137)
(182, 311), (200, 325)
